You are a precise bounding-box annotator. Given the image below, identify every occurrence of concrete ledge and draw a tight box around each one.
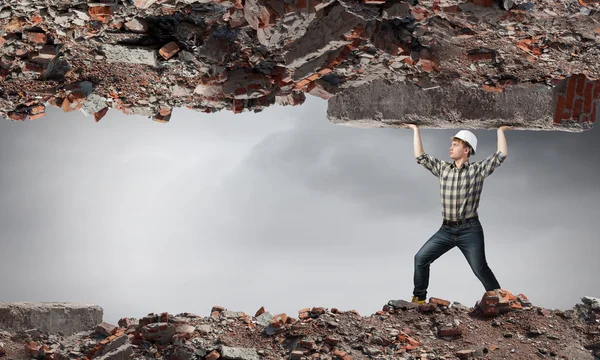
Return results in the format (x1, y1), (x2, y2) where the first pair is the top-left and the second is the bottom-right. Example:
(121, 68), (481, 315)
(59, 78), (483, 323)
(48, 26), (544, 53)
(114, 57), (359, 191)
(0, 302), (103, 335)
(326, 77), (598, 132)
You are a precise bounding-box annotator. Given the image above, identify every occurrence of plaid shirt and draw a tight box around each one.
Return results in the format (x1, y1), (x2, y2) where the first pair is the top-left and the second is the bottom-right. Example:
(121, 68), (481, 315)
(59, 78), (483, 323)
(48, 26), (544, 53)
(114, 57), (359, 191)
(416, 151), (506, 221)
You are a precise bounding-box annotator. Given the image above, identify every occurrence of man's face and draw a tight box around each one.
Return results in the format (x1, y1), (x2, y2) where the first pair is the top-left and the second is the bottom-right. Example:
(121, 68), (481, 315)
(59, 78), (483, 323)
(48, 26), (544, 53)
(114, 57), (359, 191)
(449, 140), (468, 160)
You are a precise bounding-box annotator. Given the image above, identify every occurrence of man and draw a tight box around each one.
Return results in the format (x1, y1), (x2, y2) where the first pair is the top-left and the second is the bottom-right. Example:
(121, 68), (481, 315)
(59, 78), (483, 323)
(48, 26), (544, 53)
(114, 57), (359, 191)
(401, 123), (514, 304)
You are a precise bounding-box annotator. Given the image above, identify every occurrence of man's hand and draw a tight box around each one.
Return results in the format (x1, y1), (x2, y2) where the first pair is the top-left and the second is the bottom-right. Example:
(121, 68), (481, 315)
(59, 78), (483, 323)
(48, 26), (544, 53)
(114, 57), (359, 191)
(498, 125), (515, 131)
(401, 123), (418, 130)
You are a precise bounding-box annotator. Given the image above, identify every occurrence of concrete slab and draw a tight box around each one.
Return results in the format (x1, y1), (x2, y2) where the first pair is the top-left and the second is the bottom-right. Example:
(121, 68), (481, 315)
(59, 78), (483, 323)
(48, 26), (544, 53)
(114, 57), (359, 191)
(0, 302), (103, 335)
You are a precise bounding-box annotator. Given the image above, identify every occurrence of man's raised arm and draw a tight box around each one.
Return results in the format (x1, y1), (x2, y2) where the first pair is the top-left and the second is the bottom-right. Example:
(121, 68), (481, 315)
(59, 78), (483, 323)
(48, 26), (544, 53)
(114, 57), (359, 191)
(478, 125), (514, 178)
(497, 125), (512, 156)
(402, 123), (441, 178)
(401, 123), (424, 158)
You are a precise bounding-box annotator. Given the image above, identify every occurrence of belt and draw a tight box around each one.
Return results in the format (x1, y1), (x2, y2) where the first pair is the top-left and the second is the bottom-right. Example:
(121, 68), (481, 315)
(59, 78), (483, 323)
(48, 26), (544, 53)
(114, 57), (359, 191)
(442, 216), (478, 226)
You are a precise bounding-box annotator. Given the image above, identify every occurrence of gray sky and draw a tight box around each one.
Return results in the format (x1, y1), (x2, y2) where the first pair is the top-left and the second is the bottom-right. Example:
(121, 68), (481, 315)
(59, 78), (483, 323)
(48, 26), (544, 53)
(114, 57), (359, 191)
(1, 96), (598, 325)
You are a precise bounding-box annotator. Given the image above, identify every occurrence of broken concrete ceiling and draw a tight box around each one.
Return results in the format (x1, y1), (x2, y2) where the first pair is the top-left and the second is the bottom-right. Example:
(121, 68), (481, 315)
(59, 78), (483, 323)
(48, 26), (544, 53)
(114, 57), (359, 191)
(0, 0), (599, 131)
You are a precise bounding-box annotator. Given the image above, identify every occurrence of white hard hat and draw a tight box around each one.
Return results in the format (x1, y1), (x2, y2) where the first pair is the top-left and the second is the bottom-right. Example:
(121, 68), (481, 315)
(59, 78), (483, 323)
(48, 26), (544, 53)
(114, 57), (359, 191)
(451, 130), (477, 155)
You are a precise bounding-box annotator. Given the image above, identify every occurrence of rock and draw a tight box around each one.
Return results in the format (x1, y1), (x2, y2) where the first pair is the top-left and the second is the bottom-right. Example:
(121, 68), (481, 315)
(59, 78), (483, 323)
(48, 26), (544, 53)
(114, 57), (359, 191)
(196, 324), (212, 335)
(80, 93), (107, 117)
(133, 0), (157, 8)
(0, 302), (103, 336)
(255, 312), (273, 326)
(141, 323), (176, 343)
(102, 45), (157, 67)
(455, 349), (476, 359)
(96, 322), (117, 337)
(582, 297), (600, 311)
(124, 18), (148, 33)
(95, 344), (133, 360)
(219, 346), (259, 360)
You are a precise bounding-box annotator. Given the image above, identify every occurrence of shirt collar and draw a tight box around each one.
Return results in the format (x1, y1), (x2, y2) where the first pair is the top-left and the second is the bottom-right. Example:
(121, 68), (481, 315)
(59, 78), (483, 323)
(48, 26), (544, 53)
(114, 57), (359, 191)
(451, 160), (470, 169)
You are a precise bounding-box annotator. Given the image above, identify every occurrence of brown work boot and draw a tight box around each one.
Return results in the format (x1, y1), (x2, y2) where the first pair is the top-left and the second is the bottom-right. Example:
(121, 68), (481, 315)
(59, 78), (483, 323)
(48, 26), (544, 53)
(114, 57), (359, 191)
(411, 296), (426, 304)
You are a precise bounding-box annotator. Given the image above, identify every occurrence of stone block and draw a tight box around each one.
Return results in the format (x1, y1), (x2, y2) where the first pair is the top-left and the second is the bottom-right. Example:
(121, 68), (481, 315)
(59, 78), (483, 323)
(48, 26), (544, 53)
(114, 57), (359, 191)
(102, 45), (157, 67)
(0, 302), (103, 335)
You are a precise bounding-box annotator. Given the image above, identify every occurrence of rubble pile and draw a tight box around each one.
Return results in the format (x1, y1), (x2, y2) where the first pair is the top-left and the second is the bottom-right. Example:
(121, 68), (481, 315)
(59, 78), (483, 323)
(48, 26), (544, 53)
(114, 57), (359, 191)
(0, 0), (599, 130)
(1, 290), (600, 360)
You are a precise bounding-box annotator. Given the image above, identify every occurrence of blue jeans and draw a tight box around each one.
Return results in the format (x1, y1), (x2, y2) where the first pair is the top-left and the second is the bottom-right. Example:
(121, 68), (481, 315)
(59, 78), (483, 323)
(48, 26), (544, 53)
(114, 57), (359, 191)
(413, 218), (501, 300)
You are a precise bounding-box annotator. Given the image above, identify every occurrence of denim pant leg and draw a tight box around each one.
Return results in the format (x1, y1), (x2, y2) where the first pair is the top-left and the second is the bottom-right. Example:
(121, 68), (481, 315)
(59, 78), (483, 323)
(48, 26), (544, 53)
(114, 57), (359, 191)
(413, 226), (455, 299)
(456, 220), (501, 291)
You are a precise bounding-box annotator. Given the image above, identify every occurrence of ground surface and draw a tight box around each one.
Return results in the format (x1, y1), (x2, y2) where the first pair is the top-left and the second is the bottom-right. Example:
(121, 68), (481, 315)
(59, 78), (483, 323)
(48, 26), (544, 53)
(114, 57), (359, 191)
(0, 291), (599, 360)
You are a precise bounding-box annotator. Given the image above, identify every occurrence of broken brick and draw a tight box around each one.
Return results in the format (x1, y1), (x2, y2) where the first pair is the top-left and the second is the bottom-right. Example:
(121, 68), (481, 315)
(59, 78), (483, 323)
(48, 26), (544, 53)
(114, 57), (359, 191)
(429, 297), (451, 307)
(467, 51), (495, 62)
(62, 91), (86, 112)
(24, 31), (46, 44)
(471, 0), (493, 6)
(205, 350), (220, 360)
(30, 104), (45, 114)
(270, 313), (287, 328)
(94, 107), (109, 122)
(159, 41), (180, 60)
(7, 112), (27, 121)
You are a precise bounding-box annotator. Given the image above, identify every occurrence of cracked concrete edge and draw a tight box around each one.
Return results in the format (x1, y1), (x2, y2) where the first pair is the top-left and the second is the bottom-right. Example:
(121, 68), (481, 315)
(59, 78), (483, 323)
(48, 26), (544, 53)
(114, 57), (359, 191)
(0, 302), (104, 336)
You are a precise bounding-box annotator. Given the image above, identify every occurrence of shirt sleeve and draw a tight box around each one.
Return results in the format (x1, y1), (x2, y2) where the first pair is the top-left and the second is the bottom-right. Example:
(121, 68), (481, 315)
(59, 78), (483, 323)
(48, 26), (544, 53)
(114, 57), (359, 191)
(477, 150), (506, 178)
(416, 153), (442, 178)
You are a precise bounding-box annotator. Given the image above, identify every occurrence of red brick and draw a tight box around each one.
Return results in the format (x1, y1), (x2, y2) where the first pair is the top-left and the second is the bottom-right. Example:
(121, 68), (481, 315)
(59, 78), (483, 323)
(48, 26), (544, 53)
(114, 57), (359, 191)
(411, 6), (429, 20)
(296, 0), (307, 9)
(28, 113), (45, 121)
(594, 80), (600, 100)
(25, 31), (46, 44)
(443, 5), (461, 12)
(0, 68), (9, 79)
(565, 76), (576, 109)
(23, 62), (44, 73)
(482, 84), (503, 92)
(270, 313), (287, 328)
(579, 0), (600, 5)
(429, 297), (451, 306)
(89, 6), (113, 16)
(471, 0), (493, 6)
(205, 350), (220, 360)
(306, 73), (320, 82)
(554, 94), (565, 124)
(30, 104), (45, 114)
(30, 14), (43, 25)
(418, 58), (438, 72)
(318, 67), (333, 75)
(592, 103), (598, 123)
(159, 41), (179, 60)
(584, 82), (593, 113)
(573, 98), (583, 120)
(62, 91), (86, 112)
(342, 25), (364, 40)
(575, 74), (586, 97)
(467, 52), (494, 62)
(94, 107), (109, 122)
(562, 110), (572, 120)
(7, 112), (27, 121)
(332, 350), (351, 360)
(439, 327), (462, 337)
